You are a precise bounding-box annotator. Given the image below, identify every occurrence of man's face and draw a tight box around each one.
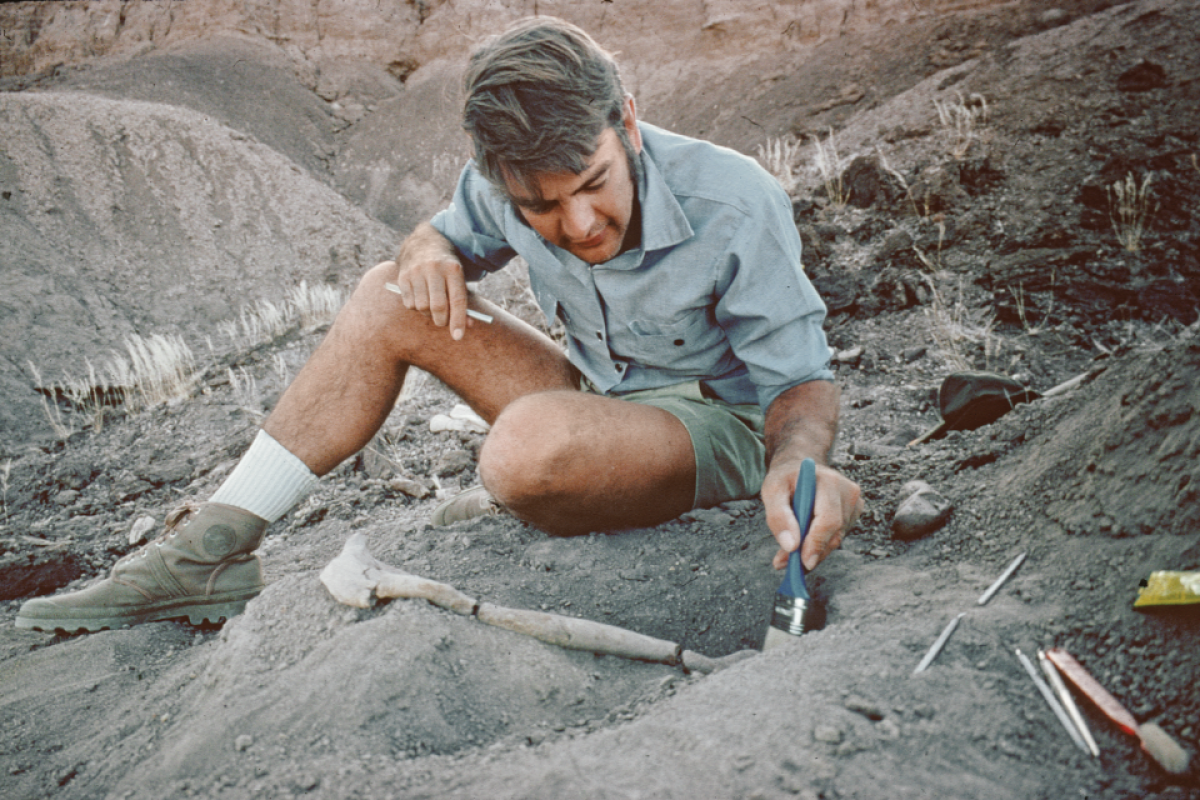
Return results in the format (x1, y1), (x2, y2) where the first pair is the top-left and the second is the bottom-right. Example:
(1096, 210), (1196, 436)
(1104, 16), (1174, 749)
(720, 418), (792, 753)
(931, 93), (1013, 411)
(504, 101), (642, 265)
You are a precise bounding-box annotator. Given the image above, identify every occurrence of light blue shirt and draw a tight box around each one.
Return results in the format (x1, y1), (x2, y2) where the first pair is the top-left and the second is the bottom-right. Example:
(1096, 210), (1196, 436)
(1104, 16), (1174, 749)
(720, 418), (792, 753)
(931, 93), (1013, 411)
(430, 123), (833, 412)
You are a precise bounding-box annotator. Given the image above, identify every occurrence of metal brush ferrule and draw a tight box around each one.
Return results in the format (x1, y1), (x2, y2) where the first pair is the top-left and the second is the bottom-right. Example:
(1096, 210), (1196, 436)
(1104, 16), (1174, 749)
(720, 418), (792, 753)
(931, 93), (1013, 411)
(771, 595), (810, 636)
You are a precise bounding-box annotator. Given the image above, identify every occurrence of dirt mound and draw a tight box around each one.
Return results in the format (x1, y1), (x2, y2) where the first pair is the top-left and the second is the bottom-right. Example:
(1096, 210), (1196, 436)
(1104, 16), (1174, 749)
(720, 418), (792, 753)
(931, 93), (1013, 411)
(0, 82), (396, 447)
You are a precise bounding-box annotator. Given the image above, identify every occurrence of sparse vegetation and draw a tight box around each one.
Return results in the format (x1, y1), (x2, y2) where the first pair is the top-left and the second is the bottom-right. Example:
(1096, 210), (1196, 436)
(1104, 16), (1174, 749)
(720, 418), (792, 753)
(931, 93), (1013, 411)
(934, 92), (989, 160)
(25, 282), (343, 440)
(221, 281), (347, 350)
(289, 280), (346, 330)
(756, 136), (803, 195)
(29, 333), (198, 439)
(913, 215), (948, 270)
(227, 366), (264, 417)
(1, 459), (11, 526)
(924, 277), (1002, 370)
(1107, 172), (1156, 252)
(1008, 275), (1058, 336)
(812, 128), (847, 207)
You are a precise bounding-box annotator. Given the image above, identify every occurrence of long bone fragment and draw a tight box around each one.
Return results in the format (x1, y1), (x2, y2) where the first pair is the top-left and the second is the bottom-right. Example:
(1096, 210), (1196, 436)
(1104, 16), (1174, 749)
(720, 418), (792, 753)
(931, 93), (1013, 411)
(320, 533), (749, 673)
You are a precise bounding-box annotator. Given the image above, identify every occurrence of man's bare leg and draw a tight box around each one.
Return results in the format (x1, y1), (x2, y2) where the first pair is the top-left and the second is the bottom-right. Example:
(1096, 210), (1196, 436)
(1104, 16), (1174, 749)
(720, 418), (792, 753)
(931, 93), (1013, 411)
(262, 261), (577, 476)
(480, 391), (696, 535)
(264, 260), (697, 533)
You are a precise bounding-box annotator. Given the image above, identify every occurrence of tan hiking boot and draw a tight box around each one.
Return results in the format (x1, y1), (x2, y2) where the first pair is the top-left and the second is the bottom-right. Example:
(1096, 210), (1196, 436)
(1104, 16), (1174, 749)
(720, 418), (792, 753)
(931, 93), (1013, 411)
(15, 503), (268, 634)
(429, 485), (503, 526)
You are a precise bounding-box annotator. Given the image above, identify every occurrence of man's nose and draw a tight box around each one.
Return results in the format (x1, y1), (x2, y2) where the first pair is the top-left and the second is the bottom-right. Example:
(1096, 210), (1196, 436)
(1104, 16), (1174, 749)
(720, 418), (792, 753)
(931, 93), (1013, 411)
(561, 197), (597, 239)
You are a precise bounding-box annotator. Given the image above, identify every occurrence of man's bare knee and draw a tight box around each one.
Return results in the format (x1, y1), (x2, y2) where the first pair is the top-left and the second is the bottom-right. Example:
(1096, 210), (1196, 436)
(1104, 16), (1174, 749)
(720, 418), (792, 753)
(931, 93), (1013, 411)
(478, 394), (575, 508)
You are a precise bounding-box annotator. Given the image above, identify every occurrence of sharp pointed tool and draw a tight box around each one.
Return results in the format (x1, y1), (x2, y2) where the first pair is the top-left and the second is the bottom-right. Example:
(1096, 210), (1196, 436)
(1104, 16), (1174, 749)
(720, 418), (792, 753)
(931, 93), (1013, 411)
(763, 458), (824, 650)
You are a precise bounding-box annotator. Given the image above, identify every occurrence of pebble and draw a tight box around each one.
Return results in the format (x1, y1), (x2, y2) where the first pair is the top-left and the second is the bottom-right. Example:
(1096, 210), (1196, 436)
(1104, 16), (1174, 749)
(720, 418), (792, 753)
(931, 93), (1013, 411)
(679, 508), (735, 526)
(234, 734), (254, 752)
(128, 515), (156, 545)
(389, 477), (429, 498)
(434, 449), (475, 476)
(892, 481), (953, 540)
(814, 725), (843, 744)
(843, 695), (884, 720)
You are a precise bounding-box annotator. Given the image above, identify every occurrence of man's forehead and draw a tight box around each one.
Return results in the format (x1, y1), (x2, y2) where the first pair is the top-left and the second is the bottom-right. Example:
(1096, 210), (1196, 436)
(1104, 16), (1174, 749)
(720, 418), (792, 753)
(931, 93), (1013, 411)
(501, 129), (617, 203)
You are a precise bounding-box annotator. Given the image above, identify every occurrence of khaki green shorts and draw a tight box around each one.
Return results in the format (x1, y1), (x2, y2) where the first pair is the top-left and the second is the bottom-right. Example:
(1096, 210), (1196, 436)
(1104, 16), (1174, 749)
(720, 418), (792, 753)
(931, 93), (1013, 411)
(585, 380), (766, 509)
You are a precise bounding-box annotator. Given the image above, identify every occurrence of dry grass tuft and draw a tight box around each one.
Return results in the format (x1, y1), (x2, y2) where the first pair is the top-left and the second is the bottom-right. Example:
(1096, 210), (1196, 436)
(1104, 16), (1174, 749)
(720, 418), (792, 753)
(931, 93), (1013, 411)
(756, 136), (804, 196)
(30, 333), (198, 439)
(1107, 172), (1156, 252)
(934, 92), (988, 160)
(221, 281), (348, 350)
(812, 128), (847, 207)
(923, 277), (1002, 370)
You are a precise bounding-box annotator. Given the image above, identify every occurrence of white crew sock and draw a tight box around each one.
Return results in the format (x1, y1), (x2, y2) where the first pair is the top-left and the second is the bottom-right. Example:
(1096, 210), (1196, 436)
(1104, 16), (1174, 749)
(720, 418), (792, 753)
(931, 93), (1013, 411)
(209, 429), (318, 523)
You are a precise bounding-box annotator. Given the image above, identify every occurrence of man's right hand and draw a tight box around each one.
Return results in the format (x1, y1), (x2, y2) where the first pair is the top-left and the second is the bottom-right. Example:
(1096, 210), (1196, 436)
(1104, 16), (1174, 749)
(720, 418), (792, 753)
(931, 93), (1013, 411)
(392, 222), (472, 340)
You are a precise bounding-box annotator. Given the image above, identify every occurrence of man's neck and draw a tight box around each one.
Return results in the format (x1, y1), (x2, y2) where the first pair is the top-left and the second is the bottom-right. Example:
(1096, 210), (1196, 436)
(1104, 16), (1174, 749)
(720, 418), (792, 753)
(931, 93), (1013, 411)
(618, 190), (643, 257)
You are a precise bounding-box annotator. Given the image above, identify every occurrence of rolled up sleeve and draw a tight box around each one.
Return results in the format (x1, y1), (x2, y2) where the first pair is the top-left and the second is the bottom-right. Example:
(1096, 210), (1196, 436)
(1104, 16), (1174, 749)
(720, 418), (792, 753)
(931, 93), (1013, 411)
(715, 186), (833, 411)
(429, 163), (516, 282)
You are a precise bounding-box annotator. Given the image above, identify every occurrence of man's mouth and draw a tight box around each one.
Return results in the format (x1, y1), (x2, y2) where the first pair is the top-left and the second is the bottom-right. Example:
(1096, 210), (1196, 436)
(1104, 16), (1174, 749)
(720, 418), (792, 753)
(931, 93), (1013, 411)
(573, 231), (607, 250)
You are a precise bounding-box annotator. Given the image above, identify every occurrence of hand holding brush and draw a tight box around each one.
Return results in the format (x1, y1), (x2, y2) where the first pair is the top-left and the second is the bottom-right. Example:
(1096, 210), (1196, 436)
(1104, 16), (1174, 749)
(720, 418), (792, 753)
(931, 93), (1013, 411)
(763, 458), (823, 649)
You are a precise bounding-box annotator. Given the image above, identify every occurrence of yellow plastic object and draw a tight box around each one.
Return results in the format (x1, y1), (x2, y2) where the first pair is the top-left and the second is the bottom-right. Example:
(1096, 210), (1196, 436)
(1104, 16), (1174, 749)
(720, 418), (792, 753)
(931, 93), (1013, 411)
(1134, 571), (1200, 607)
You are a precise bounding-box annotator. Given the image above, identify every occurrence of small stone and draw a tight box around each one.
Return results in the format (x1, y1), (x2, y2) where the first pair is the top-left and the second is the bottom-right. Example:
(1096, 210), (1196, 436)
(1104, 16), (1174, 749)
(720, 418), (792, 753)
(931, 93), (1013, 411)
(53, 489), (79, 507)
(893, 484), (953, 540)
(849, 441), (903, 460)
(234, 734), (253, 752)
(875, 718), (901, 740)
(844, 695), (884, 720)
(814, 725), (843, 744)
(679, 508), (735, 526)
(434, 449), (475, 476)
(834, 346), (864, 366)
(388, 477), (430, 499)
(128, 515), (156, 545)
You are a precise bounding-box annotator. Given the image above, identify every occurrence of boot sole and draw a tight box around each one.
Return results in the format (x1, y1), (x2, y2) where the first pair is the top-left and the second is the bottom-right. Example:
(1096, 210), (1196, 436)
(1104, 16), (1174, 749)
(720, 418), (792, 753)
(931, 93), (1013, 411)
(14, 590), (261, 634)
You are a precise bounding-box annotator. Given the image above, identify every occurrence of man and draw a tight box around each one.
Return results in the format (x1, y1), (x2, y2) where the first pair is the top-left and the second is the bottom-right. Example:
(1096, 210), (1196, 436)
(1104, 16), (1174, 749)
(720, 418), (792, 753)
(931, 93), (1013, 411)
(16, 17), (863, 634)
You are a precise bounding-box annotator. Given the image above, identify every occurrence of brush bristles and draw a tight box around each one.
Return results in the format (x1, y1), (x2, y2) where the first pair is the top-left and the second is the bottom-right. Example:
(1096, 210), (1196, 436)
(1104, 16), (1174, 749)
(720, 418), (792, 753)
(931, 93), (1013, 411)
(1139, 723), (1191, 774)
(762, 624), (797, 652)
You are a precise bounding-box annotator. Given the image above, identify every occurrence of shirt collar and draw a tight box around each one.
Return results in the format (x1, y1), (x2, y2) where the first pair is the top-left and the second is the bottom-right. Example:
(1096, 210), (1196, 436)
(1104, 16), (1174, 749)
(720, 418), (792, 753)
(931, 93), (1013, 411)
(596, 140), (694, 271)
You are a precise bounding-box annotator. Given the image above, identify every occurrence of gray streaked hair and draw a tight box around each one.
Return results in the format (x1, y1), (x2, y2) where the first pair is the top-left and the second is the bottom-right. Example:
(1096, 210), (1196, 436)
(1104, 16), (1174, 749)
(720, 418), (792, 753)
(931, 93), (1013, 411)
(462, 17), (632, 199)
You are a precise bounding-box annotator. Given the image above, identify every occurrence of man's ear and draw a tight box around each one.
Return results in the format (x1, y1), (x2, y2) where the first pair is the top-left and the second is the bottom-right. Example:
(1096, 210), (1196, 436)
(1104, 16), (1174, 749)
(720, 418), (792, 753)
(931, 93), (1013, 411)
(622, 94), (642, 153)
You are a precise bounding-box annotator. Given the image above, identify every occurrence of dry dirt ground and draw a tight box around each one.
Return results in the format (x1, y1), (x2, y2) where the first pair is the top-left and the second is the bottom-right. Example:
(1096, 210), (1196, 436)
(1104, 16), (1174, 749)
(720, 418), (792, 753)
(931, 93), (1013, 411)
(1, 1), (1199, 798)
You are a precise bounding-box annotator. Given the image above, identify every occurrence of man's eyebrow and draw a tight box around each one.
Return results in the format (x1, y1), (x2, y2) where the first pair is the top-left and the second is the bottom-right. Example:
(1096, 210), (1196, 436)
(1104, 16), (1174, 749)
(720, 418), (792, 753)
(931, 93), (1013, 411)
(511, 158), (613, 210)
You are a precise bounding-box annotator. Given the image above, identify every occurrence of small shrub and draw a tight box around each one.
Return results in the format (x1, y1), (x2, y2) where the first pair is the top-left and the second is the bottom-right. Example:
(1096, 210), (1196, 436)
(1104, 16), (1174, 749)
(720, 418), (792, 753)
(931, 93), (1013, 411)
(812, 129), (847, 207)
(934, 93), (988, 160)
(924, 277), (1001, 370)
(756, 136), (803, 195)
(1107, 172), (1156, 252)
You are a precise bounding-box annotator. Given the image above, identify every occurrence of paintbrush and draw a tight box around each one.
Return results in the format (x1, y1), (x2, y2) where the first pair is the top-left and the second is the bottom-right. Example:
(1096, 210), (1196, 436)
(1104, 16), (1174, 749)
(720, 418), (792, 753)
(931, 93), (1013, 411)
(1046, 647), (1191, 774)
(763, 458), (823, 650)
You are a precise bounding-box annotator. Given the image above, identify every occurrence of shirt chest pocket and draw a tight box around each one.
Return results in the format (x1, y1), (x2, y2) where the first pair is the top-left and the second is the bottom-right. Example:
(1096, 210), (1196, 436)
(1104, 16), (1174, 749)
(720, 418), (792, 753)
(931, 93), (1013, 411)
(621, 312), (725, 368)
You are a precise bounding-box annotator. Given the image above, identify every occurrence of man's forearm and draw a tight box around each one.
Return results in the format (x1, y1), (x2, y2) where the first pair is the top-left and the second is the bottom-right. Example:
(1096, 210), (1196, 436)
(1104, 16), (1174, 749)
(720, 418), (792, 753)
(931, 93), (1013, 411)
(764, 380), (840, 469)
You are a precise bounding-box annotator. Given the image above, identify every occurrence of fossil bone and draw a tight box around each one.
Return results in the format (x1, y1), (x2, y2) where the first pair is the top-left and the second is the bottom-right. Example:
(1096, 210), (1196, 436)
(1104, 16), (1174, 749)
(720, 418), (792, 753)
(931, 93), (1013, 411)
(321, 533), (751, 672)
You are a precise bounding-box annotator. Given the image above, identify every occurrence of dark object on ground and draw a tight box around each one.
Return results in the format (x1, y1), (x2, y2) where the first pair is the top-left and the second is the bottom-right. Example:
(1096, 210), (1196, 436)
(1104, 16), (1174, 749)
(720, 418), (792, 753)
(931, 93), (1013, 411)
(911, 371), (1041, 445)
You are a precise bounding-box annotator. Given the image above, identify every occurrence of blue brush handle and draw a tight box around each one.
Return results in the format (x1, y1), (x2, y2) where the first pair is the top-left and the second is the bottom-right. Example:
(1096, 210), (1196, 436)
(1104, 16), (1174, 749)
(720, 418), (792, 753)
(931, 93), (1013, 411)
(779, 458), (817, 601)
